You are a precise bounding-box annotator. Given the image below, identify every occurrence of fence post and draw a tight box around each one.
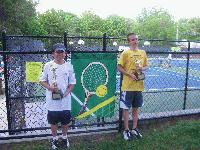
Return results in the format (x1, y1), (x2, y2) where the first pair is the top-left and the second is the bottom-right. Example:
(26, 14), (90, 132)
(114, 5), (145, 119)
(2, 30), (12, 134)
(101, 33), (107, 125)
(97, 117), (101, 127)
(64, 31), (67, 51)
(118, 73), (123, 133)
(183, 41), (190, 110)
(102, 117), (105, 127)
(102, 33), (107, 51)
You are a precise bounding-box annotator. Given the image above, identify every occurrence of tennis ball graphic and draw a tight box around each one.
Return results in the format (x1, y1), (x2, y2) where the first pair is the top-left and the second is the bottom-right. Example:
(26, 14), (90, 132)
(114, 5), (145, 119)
(96, 85), (107, 97)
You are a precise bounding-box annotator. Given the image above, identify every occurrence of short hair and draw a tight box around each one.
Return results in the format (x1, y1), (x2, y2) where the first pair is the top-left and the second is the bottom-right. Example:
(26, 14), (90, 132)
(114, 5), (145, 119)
(127, 32), (136, 41)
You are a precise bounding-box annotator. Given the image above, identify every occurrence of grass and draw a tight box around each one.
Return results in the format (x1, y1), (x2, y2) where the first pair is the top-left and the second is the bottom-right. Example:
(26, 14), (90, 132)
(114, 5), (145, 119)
(1, 119), (199, 150)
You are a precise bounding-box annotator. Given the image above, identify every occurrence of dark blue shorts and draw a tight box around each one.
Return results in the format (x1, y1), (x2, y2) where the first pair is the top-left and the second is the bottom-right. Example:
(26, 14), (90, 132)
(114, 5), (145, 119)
(120, 91), (143, 109)
(47, 110), (71, 125)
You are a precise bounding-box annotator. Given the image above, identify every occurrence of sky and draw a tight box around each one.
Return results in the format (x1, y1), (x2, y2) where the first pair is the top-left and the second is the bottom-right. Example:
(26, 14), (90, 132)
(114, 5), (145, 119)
(36, 0), (200, 20)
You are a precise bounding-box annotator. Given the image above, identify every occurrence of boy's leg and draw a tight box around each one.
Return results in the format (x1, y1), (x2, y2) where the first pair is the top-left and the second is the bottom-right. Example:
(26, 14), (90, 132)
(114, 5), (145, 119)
(131, 108), (142, 139)
(48, 111), (59, 149)
(120, 91), (133, 130)
(120, 91), (134, 141)
(51, 124), (58, 137)
(61, 124), (68, 136)
(60, 110), (71, 148)
(131, 91), (143, 129)
(48, 112), (58, 149)
(132, 108), (139, 129)
(61, 124), (69, 147)
(123, 109), (129, 130)
(131, 92), (143, 139)
(50, 124), (59, 149)
(48, 111), (58, 138)
(60, 110), (71, 136)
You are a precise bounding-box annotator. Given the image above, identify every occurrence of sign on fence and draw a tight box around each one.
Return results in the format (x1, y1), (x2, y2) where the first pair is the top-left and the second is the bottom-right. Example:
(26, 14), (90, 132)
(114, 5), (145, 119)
(71, 53), (117, 118)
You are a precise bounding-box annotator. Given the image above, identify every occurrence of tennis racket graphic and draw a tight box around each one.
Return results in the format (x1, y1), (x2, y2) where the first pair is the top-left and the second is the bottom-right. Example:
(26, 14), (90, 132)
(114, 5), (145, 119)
(78, 62), (109, 115)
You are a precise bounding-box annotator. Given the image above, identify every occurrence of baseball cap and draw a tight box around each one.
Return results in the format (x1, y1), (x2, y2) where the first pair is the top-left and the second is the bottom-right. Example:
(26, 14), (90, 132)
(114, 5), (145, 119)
(52, 43), (66, 52)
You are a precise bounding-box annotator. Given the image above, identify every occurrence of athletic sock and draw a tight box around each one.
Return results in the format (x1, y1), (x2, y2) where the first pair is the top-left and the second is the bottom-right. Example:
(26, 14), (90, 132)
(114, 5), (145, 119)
(53, 136), (58, 140)
(62, 135), (68, 139)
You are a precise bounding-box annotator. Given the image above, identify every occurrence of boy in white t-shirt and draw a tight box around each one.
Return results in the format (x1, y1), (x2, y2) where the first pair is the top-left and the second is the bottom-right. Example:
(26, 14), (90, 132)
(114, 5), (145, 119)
(40, 43), (76, 149)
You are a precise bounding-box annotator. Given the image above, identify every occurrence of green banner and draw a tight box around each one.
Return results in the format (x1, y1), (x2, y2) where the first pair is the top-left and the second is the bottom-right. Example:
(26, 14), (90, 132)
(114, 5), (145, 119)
(71, 53), (117, 118)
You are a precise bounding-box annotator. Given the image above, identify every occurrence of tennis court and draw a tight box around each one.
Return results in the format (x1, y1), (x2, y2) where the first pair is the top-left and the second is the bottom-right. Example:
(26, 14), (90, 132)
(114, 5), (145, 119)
(146, 58), (200, 90)
(141, 58), (200, 114)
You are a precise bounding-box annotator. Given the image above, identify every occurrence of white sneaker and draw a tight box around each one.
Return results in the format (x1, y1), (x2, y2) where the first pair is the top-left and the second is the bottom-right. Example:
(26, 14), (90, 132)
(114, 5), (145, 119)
(131, 128), (142, 139)
(123, 130), (133, 141)
(50, 139), (58, 149)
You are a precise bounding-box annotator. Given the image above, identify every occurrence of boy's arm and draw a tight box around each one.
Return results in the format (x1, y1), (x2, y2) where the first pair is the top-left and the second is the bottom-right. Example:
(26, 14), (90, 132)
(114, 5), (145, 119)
(117, 64), (137, 80)
(63, 84), (75, 97)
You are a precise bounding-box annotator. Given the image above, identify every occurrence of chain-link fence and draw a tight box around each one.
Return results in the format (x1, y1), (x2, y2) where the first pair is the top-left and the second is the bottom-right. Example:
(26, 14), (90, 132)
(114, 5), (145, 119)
(0, 32), (200, 140)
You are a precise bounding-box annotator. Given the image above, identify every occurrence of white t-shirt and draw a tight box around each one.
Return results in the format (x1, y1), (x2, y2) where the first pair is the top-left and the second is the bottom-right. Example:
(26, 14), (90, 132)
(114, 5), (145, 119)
(40, 60), (76, 111)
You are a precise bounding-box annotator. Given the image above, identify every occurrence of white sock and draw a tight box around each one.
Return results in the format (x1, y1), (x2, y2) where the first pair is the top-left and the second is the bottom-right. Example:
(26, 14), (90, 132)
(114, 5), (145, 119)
(62, 135), (68, 139)
(53, 136), (58, 140)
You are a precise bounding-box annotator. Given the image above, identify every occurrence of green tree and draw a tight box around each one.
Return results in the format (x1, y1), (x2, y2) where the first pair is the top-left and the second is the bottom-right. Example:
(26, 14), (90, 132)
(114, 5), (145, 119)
(0, 0), (38, 34)
(101, 15), (134, 37)
(77, 11), (103, 36)
(178, 18), (200, 41)
(135, 7), (176, 40)
(62, 12), (79, 35)
(24, 16), (48, 35)
(38, 9), (78, 35)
